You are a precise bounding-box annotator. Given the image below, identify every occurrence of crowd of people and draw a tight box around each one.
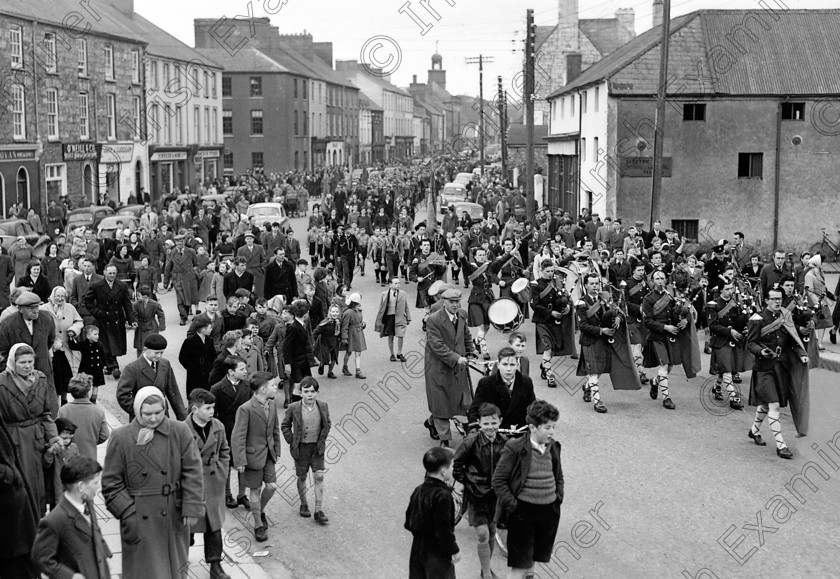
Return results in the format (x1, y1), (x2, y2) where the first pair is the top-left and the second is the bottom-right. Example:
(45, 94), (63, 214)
(0, 158), (832, 579)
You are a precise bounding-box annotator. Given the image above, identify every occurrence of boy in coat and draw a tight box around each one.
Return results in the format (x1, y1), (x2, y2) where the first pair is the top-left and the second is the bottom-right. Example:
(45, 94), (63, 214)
(179, 317), (218, 397)
(132, 284), (166, 358)
(185, 389), (232, 579)
(210, 356), (252, 509)
(281, 377), (332, 523)
(231, 371), (281, 542)
(374, 276), (412, 361)
(32, 456), (111, 579)
(58, 374), (110, 461)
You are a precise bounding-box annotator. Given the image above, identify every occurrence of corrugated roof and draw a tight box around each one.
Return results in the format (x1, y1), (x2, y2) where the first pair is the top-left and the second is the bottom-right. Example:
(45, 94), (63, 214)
(579, 18), (635, 55)
(550, 9), (840, 98)
(0, 0), (145, 43)
(195, 47), (289, 74)
(130, 13), (220, 67)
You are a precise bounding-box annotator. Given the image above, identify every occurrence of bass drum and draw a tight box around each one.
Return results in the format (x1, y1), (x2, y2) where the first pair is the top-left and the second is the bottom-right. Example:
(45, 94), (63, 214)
(488, 298), (524, 333)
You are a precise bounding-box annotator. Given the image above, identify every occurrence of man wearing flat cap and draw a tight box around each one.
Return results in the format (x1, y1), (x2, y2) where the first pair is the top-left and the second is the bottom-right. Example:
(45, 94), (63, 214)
(117, 334), (186, 421)
(0, 291), (58, 414)
(424, 287), (475, 448)
(164, 234), (200, 326)
(237, 231), (267, 300)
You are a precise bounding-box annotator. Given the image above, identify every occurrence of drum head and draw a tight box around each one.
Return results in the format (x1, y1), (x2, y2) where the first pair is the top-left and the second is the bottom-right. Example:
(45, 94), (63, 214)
(489, 298), (521, 332)
(511, 278), (529, 293)
(428, 280), (444, 297)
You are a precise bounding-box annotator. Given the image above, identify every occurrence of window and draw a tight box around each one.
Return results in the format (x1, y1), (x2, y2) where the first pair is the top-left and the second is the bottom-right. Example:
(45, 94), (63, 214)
(303, 81), (307, 100)
(224, 151), (233, 169)
(781, 102), (805, 120)
(204, 107), (210, 144)
(252, 152), (263, 168)
(150, 104), (160, 143)
(222, 77), (231, 97)
(77, 39), (88, 75)
(192, 68), (200, 93)
(12, 84), (25, 139)
(738, 153), (763, 179)
(671, 219), (698, 242)
(594, 87), (600, 112)
(173, 65), (181, 90)
(131, 50), (141, 83)
(104, 45), (114, 81)
(683, 103), (706, 121)
(163, 63), (170, 88)
(163, 104), (171, 144)
(581, 91), (587, 114)
(79, 92), (89, 139)
(107, 94), (117, 140)
(204, 71), (210, 98)
(211, 72), (217, 98)
(250, 76), (262, 97)
(294, 79), (298, 99)
(294, 151), (299, 169)
(593, 137), (599, 162)
(212, 107), (218, 142)
(194, 106), (200, 142)
(303, 114), (307, 136)
(294, 110), (298, 135)
(251, 110), (263, 135)
(10, 25), (23, 68)
(45, 163), (67, 199)
(570, 95), (575, 116)
(46, 88), (58, 139)
(175, 104), (182, 143)
(223, 110), (233, 135)
(150, 61), (158, 89)
(581, 138), (586, 162)
(43, 33), (57, 73)
(133, 96), (142, 139)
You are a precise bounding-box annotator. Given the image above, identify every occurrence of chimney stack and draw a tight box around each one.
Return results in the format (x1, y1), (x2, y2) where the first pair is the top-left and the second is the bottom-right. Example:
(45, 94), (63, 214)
(615, 8), (635, 35)
(558, 0), (580, 53)
(652, 0), (664, 30)
(566, 53), (582, 84)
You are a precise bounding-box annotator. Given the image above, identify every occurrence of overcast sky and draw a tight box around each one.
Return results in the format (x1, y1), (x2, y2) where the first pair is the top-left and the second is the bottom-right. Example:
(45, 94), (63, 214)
(136, 0), (833, 98)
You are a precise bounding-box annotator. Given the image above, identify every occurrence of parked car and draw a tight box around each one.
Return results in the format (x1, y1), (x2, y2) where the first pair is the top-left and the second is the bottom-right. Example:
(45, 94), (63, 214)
(0, 219), (51, 258)
(440, 201), (485, 221)
(440, 183), (468, 207)
(454, 172), (474, 186)
(245, 203), (289, 231)
(96, 216), (139, 239)
(116, 204), (146, 220)
(65, 206), (115, 237)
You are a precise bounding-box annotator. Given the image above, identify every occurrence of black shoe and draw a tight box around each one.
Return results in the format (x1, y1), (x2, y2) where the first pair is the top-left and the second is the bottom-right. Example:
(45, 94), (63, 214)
(300, 504), (312, 518)
(423, 419), (440, 440)
(180, 320), (187, 326)
(732, 373), (742, 384)
(540, 363), (548, 380)
(314, 510), (329, 524)
(831, 330), (837, 344)
(729, 398), (744, 410)
(318, 365), (324, 375)
(704, 344), (712, 355)
(594, 401), (607, 413)
(546, 375), (557, 388)
(777, 447), (793, 459)
(650, 377), (659, 400)
(748, 430), (767, 446)
(390, 354), (397, 361)
(583, 388), (592, 403)
(283, 400), (289, 408)
(440, 440), (450, 448)
(225, 496), (237, 509)
(112, 368), (121, 379)
(237, 495), (251, 510)
(570, 354), (578, 359)
(254, 525), (267, 542)
(663, 397), (675, 410)
(327, 371), (337, 379)
(342, 366), (352, 376)
(639, 373), (649, 385)
(209, 562), (231, 579)
(713, 385), (724, 401)
(398, 354), (406, 362)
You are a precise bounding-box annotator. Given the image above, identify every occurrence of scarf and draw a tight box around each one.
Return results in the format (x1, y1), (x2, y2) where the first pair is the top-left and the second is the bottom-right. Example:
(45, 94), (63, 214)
(5, 343), (37, 395)
(133, 386), (167, 446)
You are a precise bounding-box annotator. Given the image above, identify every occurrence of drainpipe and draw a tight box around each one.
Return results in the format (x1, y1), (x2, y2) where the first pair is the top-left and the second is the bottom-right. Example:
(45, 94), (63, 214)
(772, 101), (782, 250)
(577, 90), (583, 215)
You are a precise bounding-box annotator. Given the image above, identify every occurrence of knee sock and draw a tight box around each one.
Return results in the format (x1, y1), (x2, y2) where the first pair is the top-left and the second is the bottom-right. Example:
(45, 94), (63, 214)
(768, 409), (785, 449)
(658, 367), (669, 398)
(588, 377), (601, 404)
(632, 344), (644, 374)
(751, 406), (768, 434)
(722, 372), (738, 400)
(477, 541), (492, 572)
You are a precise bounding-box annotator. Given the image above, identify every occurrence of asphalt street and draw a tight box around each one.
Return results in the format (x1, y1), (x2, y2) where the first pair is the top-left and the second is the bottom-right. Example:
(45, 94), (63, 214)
(97, 210), (840, 579)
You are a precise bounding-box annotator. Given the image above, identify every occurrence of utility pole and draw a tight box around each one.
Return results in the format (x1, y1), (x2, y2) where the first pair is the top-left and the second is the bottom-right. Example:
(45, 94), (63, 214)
(525, 8), (536, 224)
(650, 0), (671, 226)
(498, 76), (508, 184)
(466, 54), (494, 178)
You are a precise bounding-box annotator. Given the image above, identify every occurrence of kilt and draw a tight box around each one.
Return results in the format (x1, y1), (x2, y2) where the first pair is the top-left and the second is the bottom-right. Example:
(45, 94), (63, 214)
(627, 319), (647, 346)
(416, 287), (431, 309)
(468, 301), (491, 327)
(709, 343), (749, 374)
(535, 323), (564, 356)
(576, 341), (611, 375)
(643, 337), (679, 368)
(748, 367), (788, 407)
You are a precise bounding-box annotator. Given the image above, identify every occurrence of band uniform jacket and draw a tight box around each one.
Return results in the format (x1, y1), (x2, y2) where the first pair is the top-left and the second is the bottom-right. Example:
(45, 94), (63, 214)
(462, 252), (514, 305)
(116, 356), (187, 421)
(231, 397), (282, 471)
(410, 251), (446, 309)
(132, 298), (166, 352)
(184, 414), (230, 533)
(424, 307), (475, 419)
(31, 496), (112, 579)
(708, 295), (752, 374)
(746, 308), (806, 405)
(84, 278), (136, 358)
(498, 254), (526, 300)
(70, 273), (103, 319)
(624, 276), (650, 344)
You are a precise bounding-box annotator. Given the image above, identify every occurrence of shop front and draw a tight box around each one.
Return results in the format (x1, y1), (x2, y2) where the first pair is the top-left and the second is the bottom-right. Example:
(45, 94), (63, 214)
(194, 148), (222, 189)
(0, 145), (40, 217)
(149, 147), (189, 201)
(97, 142), (146, 205)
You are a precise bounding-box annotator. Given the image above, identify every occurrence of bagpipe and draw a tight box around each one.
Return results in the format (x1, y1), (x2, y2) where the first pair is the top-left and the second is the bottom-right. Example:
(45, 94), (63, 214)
(791, 288), (820, 343)
(597, 282), (630, 344)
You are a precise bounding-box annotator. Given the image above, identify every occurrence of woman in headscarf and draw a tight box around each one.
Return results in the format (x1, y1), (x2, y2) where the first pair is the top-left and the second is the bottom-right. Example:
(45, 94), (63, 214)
(0, 343), (62, 517)
(41, 286), (84, 405)
(803, 254), (835, 350)
(23, 259), (51, 303)
(9, 236), (32, 286)
(102, 386), (204, 579)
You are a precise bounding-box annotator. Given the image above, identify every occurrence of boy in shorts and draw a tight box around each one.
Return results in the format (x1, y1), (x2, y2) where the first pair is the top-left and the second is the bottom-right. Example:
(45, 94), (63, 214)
(453, 403), (507, 579)
(231, 371), (280, 542)
(404, 447), (460, 579)
(281, 376), (332, 523)
(508, 331), (530, 378)
(492, 400), (564, 579)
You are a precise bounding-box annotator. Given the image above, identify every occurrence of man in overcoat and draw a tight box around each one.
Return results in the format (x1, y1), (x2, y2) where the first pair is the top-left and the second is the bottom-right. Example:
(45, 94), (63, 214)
(69, 259), (102, 324)
(84, 265), (137, 378)
(424, 287), (475, 447)
(237, 232), (267, 299)
(164, 234), (200, 325)
(117, 334), (187, 422)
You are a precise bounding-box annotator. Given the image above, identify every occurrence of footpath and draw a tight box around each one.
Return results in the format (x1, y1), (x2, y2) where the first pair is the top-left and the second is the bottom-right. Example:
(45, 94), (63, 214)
(93, 408), (289, 579)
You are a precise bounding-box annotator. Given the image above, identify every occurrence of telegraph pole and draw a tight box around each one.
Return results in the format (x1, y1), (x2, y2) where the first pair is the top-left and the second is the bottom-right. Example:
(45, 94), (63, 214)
(525, 8), (536, 224)
(498, 76), (508, 183)
(650, 0), (671, 225)
(466, 54), (494, 177)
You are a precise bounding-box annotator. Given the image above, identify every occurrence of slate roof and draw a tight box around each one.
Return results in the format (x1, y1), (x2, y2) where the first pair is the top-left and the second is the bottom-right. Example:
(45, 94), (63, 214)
(0, 0), (145, 43)
(275, 45), (357, 89)
(548, 9), (840, 98)
(129, 13), (220, 67)
(195, 47), (289, 74)
(579, 18), (635, 55)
